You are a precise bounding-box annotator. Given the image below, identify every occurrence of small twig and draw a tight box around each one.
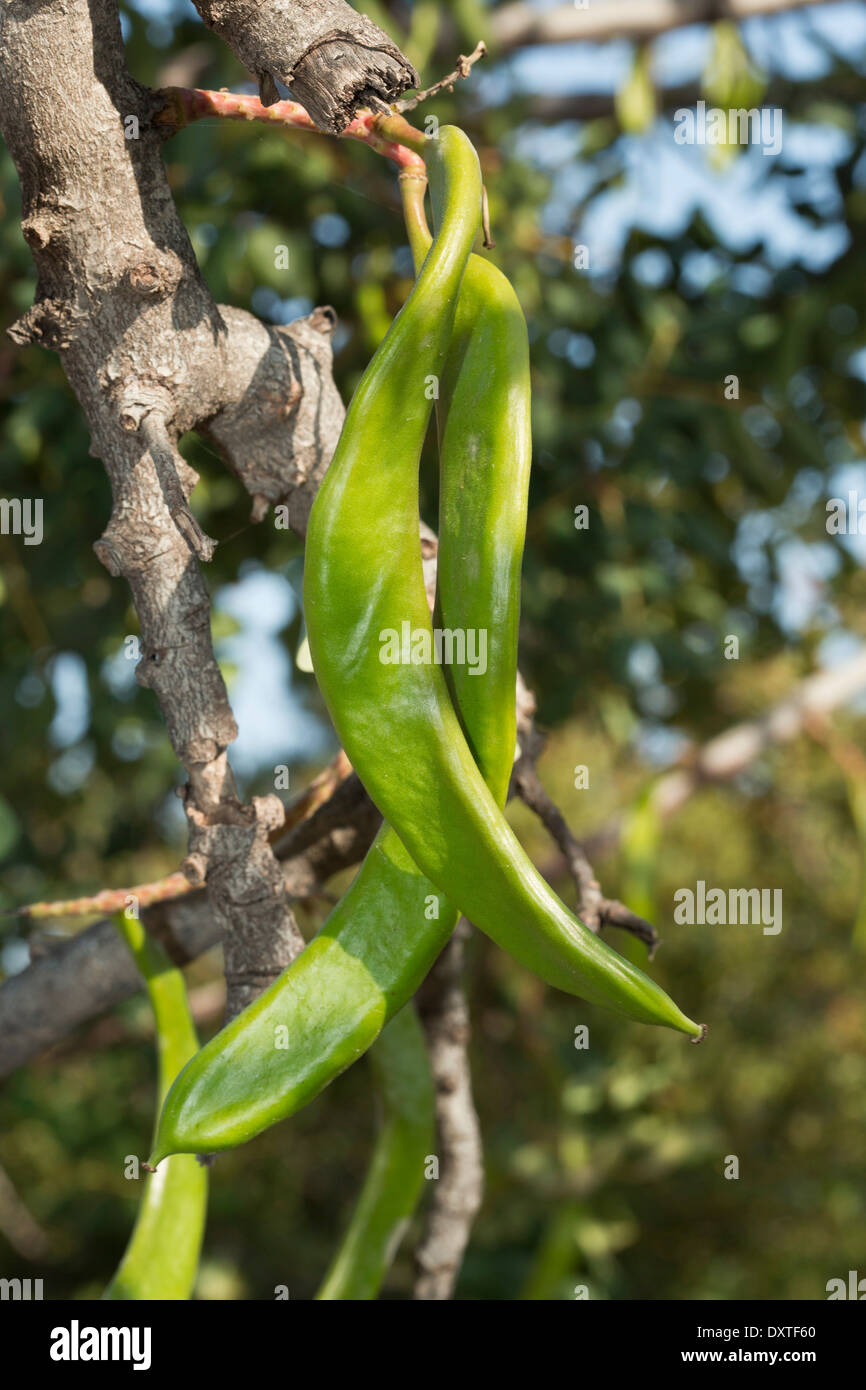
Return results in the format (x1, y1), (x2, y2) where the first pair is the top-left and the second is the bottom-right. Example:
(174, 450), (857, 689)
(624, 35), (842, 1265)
(596, 899), (659, 957)
(15, 873), (194, 922)
(14, 750), (356, 923)
(395, 40), (487, 113)
(511, 737), (659, 955)
(512, 748), (604, 928)
(156, 87), (427, 174)
(414, 921), (483, 1301)
(279, 749), (354, 836)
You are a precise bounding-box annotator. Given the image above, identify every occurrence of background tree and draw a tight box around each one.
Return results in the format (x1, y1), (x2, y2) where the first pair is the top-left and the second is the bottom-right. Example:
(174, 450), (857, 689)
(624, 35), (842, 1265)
(1, 0), (864, 1299)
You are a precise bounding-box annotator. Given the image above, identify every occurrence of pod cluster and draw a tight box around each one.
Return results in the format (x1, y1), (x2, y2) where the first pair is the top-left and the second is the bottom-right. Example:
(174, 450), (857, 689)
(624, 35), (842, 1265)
(140, 125), (702, 1300)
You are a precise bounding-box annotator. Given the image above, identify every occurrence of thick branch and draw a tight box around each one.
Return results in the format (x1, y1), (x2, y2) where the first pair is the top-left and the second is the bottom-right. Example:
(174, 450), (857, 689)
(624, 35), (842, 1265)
(493, 0), (838, 51)
(190, 0), (417, 132)
(0, 773), (382, 1080)
(0, 0), (345, 1023)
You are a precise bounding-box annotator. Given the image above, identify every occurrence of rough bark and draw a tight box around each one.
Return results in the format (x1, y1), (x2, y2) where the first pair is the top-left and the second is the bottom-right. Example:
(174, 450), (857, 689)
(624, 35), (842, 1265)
(191, 0), (418, 132)
(0, 0), (344, 1022)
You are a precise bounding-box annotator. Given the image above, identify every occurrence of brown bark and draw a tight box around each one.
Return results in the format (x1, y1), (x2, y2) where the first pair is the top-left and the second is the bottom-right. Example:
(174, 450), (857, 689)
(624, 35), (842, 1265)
(0, 0), (346, 1022)
(6, 647), (862, 1076)
(191, 0), (417, 131)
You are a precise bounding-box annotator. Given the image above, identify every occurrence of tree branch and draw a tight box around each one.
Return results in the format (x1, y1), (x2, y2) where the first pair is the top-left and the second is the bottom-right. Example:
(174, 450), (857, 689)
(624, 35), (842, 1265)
(511, 744), (659, 954)
(0, 0), (346, 1023)
(0, 767), (382, 1080)
(190, 0), (418, 132)
(493, 0), (838, 52)
(581, 650), (866, 863)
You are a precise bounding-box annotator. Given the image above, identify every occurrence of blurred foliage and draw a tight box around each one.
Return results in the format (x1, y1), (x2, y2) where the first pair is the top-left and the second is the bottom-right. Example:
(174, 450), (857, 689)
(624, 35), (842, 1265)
(1, 0), (865, 1300)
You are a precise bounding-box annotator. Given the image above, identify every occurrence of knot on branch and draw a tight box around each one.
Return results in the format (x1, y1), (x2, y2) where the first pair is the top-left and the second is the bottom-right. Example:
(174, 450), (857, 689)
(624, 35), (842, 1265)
(182, 786), (299, 1019)
(115, 395), (216, 560)
(21, 213), (56, 251)
(8, 298), (78, 350)
(307, 304), (337, 335)
(127, 251), (183, 299)
(135, 644), (170, 687)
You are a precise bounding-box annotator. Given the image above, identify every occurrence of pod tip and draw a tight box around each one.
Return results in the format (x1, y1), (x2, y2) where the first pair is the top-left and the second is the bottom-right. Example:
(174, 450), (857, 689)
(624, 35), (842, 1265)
(689, 1022), (708, 1045)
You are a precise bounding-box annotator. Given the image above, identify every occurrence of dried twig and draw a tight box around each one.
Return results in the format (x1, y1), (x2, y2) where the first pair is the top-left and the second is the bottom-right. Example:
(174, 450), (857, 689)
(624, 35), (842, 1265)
(13, 750), (355, 925)
(15, 874), (194, 923)
(414, 921), (484, 1301)
(511, 738), (659, 954)
(395, 41), (487, 113)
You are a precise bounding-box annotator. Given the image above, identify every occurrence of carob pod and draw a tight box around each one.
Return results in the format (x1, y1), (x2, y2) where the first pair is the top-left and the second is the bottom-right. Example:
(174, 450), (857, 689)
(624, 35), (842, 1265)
(316, 176), (530, 1297)
(104, 913), (207, 1300)
(149, 126), (500, 1165)
(315, 1004), (434, 1300)
(149, 124), (701, 1172)
(302, 126), (703, 1037)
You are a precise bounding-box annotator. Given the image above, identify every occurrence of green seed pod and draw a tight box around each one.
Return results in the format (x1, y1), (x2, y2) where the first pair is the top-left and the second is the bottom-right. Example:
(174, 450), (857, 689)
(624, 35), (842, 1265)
(148, 129), (519, 1166)
(303, 127), (703, 1038)
(149, 123), (701, 1173)
(104, 913), (207, 1300)
(315, 1005), (434, 1300)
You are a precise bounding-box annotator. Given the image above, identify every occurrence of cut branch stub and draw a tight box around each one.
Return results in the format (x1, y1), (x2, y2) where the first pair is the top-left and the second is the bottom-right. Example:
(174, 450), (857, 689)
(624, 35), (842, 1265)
(192, 0), (418, 132)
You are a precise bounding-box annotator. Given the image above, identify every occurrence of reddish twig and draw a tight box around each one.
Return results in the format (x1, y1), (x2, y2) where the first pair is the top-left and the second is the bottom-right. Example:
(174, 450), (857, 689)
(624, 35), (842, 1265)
(17, 874), (194, 922)
(156, 87), (427, 174)
(14, 749), (355, 922)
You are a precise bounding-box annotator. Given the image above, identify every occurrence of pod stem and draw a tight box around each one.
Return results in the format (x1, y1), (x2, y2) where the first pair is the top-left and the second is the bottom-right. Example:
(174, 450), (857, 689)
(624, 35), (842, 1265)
(399, 171), (432, 269)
